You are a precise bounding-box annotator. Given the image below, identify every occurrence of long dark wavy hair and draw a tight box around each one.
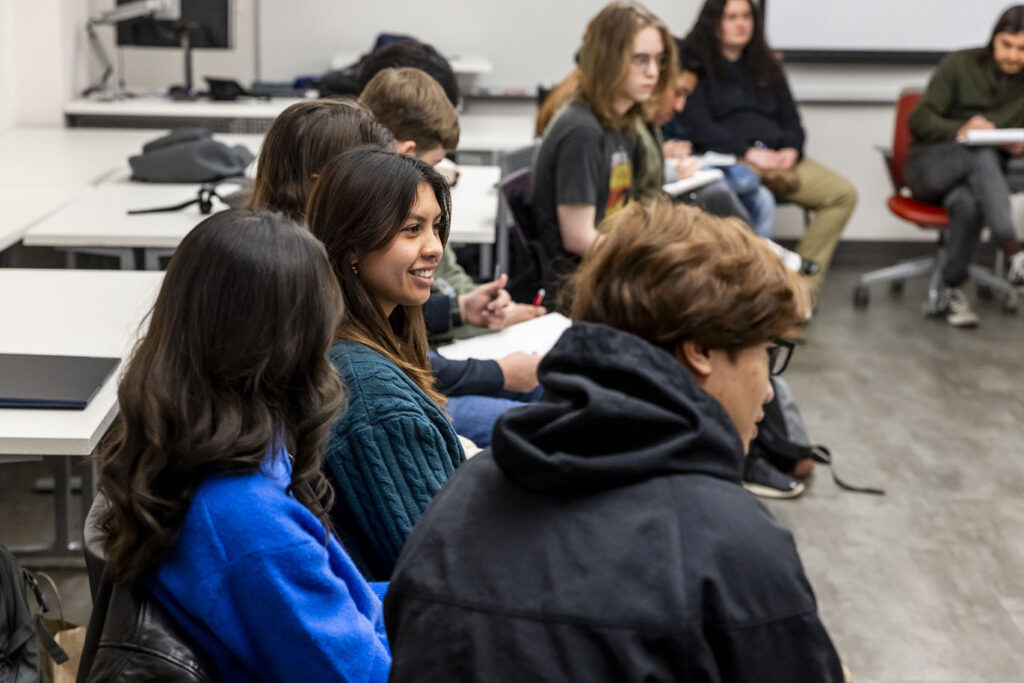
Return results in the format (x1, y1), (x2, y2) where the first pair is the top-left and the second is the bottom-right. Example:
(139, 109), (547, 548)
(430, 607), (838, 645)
(685, 0), (784, 88)
(246, 99), (394, 222)
(306, 146), (451, 407)
(984, 5), (1024, 61)
(98, 209), (345, 585)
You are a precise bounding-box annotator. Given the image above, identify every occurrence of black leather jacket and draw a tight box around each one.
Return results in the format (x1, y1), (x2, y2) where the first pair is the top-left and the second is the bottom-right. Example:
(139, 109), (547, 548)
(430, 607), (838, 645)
(76, 569), (216, 683)
(77, 495), (216, 683)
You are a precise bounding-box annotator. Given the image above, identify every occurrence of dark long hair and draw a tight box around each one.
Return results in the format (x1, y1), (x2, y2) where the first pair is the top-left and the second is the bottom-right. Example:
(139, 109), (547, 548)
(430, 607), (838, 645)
(306, 146), (451, 407)
(686, 0), (784, 88)
(985, 5), (1024, 59)
(98, 209), (345, 584)
(247, 99), (394, 222)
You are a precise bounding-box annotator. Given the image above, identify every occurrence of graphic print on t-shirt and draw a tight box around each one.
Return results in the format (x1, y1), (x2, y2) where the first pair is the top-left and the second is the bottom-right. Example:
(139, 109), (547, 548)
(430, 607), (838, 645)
(606, 149), (632, 217)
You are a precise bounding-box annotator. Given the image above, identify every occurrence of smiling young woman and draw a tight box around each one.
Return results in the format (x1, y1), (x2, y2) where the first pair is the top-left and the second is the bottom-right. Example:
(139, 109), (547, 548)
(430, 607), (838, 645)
(305, 146), (465, 580)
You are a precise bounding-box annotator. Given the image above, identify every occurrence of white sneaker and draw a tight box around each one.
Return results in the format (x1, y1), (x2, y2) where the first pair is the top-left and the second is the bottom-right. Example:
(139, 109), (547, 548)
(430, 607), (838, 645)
(934, 287), (980, 328)
(1007, 251), (1024, 289)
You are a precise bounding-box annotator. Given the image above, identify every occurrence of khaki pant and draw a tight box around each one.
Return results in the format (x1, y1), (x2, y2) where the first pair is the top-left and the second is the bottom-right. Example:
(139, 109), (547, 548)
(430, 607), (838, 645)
(776, 157), (858, 292)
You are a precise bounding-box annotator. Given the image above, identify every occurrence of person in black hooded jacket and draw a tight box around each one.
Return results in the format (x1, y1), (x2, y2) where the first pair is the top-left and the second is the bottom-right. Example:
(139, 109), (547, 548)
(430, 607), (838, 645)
(384, 199), (846, 682)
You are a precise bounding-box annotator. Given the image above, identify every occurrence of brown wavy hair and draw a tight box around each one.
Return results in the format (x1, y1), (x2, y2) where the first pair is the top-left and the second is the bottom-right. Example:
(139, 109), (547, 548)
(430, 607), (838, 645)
(577, 1), (677, 130)
(247, 99), (395, 222)
(571, 199), (810, 353)
(306, 146), (451, 407)
(98, 209), (345, 585)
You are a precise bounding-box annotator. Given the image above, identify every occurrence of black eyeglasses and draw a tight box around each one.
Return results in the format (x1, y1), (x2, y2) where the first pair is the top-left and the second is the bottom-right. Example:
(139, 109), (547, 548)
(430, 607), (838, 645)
(767, 339), (795, 376)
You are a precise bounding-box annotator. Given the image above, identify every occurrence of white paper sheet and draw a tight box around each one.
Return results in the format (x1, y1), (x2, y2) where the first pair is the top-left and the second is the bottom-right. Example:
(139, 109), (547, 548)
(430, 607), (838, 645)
(662, 168), (725, 197)
(962, 129), (1024, 146)
(435, 313), (572, 360)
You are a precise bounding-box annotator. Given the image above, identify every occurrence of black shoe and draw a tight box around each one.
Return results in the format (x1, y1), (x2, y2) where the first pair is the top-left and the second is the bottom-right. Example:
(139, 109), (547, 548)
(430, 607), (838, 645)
(800, 258), (820, 276)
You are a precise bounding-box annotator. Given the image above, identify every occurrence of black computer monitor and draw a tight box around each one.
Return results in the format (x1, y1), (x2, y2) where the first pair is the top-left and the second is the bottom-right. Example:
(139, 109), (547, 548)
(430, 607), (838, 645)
(116, 0), (230, 49)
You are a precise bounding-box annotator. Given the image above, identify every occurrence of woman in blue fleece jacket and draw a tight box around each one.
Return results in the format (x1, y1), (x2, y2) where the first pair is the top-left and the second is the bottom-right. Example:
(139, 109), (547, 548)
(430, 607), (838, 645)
(94, 209), (391, 682)
(306, 147), (466, 580)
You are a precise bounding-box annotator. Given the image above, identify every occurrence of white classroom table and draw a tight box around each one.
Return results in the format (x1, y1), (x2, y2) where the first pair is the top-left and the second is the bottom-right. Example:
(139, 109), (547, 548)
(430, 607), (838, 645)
(0, 127), (167, 257)
(63, 97), (299, 121)
(449, 165), (501, 244)
(63, 98), (536, 156)
(25, 163), (503, 273)
(0, 186), (83, 255)
(0, 126), (162, 187)
(21, 180), (240, 269)
(0, 269), (164, 555)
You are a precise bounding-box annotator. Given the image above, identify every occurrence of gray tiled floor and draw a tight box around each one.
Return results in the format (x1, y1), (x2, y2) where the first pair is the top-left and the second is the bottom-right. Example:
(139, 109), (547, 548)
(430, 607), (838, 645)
(768, 264), (1024, 683)
(1, 262), (1022, 681)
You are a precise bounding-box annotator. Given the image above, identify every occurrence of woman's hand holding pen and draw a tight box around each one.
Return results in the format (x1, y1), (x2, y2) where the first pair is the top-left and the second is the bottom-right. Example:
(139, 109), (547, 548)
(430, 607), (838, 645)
(671, 155), (701, 180)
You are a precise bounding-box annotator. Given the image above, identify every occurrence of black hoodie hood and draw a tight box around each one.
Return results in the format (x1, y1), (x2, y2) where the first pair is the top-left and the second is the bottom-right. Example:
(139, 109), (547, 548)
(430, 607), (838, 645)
(492, 322), (745, 494)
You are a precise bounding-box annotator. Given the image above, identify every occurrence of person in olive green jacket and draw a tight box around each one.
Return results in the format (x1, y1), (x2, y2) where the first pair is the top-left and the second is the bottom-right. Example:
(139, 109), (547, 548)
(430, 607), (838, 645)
(906, 5), (1024, 327)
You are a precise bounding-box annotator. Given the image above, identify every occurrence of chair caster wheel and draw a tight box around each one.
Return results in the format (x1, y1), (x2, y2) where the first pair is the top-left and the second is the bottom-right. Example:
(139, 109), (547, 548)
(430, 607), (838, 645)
(888, 280), (905, 295)
(853, 285), (870, 308)
(977, 284), (994, 301)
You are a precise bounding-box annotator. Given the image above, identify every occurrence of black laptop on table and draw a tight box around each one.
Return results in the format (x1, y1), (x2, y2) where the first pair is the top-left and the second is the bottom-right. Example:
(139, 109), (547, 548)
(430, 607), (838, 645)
(0, 354), (119, 410)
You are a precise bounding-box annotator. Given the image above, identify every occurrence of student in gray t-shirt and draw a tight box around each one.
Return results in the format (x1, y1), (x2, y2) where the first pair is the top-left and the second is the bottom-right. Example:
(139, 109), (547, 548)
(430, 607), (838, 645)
(530, 2), (678, 303)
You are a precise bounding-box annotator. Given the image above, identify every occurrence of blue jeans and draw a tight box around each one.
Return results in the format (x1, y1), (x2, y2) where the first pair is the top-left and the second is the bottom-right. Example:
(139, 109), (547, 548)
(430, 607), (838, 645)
(447, 387), (544, 447)
(722, 164), (776, 238)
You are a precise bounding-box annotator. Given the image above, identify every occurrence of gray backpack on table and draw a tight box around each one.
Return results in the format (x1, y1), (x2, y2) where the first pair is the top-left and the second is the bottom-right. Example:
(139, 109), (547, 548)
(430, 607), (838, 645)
(129, 128), (254, 183)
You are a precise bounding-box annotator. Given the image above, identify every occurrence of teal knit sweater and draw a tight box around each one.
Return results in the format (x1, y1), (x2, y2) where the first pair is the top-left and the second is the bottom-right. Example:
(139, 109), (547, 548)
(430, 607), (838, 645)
(325, 340), (465, 579)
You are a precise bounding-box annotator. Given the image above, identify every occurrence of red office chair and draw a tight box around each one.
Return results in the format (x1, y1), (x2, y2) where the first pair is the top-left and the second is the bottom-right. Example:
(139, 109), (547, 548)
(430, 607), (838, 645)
(853, 90), (1019, 314)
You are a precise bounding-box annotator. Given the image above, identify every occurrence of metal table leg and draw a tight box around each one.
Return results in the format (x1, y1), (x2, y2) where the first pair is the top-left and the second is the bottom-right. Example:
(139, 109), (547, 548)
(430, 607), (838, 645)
(478, 244), (494, 280)
(12, 456), (94, 560)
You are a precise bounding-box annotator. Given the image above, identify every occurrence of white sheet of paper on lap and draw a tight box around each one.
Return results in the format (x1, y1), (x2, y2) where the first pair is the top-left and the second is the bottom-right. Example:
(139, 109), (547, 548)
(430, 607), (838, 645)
(699, 151), (738, 167)
(436, 313), (572, 360)
(962, 129), (1024, 145)
(663, 168), (724, 197)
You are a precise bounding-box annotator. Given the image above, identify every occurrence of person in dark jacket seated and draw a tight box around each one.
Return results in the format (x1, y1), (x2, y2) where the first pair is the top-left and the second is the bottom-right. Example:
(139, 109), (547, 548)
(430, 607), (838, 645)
(384, 199), (846, 682)
(675, 0), (857, 294)
(89, 210), (391, 682)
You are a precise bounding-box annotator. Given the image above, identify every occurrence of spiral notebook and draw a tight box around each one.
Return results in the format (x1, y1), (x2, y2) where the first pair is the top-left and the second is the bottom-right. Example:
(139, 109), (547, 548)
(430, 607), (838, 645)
(0, 354), (119, 410)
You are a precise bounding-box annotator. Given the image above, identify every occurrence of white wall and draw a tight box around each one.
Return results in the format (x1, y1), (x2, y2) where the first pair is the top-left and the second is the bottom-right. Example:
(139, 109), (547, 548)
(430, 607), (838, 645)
(8, 0), (88, 125)
(14, 0), (63, 125)
(256, 0), (703, 89)
(0, 0), (15, 131)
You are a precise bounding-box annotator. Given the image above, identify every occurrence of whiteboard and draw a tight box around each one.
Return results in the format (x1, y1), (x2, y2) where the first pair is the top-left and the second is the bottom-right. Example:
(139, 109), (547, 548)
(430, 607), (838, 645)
(255, 0), (703, 91)
(765, 0), (1015, 57)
